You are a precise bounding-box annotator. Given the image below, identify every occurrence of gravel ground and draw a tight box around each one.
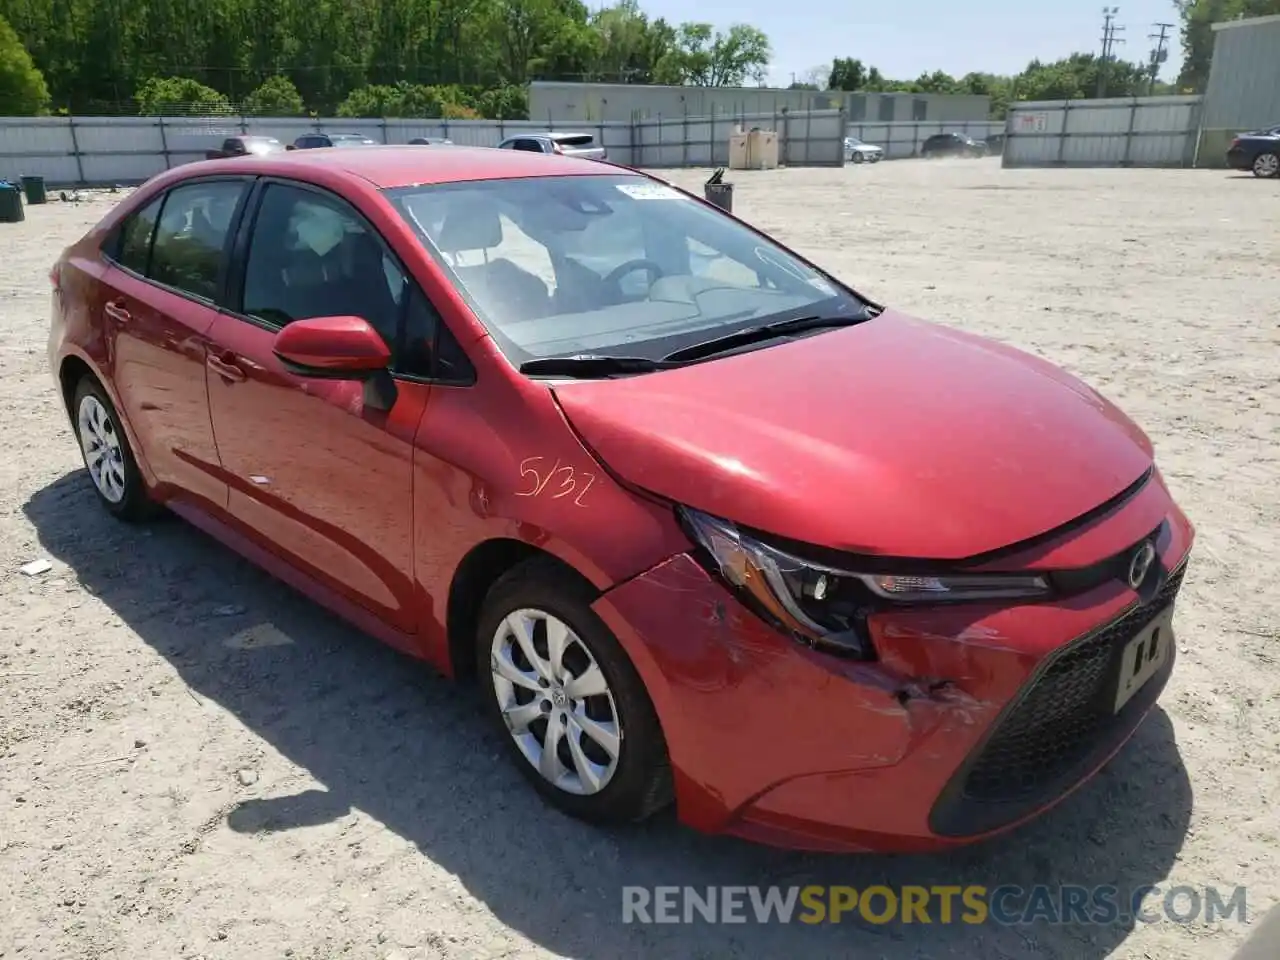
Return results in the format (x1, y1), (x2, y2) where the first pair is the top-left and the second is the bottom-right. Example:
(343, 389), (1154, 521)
(0, 159), (1277, 960)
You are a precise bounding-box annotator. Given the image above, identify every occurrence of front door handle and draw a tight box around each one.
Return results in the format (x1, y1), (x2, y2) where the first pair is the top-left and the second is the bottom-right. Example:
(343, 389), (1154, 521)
(103, 301), (131, 323)
(207, 352), (247, 383)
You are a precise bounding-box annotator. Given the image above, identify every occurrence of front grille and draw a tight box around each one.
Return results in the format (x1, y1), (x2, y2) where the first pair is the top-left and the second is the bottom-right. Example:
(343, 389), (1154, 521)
(929, 562), (1186, 838)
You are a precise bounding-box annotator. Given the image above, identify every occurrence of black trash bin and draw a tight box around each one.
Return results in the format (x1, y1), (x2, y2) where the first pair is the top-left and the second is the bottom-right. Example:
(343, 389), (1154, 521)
(0, 181), (24, 223)
(21, 175), (47, 205)
(703, 168), (734, 213)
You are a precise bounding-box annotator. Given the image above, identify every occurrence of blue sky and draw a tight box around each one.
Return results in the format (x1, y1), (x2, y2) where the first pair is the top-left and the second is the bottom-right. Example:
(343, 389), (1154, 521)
(640, 0), (1186, 87)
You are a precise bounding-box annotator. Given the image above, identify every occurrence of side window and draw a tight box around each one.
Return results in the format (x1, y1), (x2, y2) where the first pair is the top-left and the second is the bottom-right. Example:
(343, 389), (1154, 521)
(111, 195), (164, 274)
(400, 283), (474, 383)
(512, 139), (544, 153)
(240, 182), (404, 362)
(149, 180), (246, 300)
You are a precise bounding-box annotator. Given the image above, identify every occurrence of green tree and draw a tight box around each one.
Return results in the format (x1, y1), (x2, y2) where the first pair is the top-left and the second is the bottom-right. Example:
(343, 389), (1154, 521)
(476, 85), (527, 118)
(0, 13), (49, 114)
(1174, 0), (1280, 91)
(656, 22), (770, 86)
(590, 0), (675, 83)
(827, 57), (865, 91)
(135, 76), (231, 115)
(337, 81), (476, 117)
(242, 76), (306, 115)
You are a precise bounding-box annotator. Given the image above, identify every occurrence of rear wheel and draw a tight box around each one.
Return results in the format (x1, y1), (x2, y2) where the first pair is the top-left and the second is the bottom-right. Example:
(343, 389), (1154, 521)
(476, 558), (673, 824)
(1253, 152), (1279, 178)
(71, 377), (160, 522)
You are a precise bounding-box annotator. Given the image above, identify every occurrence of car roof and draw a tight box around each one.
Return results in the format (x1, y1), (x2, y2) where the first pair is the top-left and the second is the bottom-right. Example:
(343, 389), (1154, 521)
(177, 144), (637, 188)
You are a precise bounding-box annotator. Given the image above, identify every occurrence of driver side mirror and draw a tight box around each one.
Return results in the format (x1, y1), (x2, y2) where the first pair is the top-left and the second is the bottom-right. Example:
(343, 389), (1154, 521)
(272, 315), (398, 411)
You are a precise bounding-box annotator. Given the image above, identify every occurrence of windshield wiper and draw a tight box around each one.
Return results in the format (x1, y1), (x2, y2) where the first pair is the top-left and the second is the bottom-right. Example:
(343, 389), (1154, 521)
(661, 308), (877, 364)
(518, 354), (682, 378)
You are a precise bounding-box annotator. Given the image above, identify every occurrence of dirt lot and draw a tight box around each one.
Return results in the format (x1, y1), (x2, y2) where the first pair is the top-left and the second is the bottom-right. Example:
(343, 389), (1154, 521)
(0, 159), (1277, 960)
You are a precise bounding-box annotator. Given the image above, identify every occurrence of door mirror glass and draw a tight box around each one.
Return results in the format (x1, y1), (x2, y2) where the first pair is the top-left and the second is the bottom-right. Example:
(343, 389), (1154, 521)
(272, 315), (391, 378)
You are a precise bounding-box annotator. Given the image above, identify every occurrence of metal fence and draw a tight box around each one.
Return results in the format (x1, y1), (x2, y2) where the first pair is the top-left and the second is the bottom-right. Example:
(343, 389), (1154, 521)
(845, 120), (1005, 159)
(0, 110), (847, 185)
(1002, 96), (1203, 168)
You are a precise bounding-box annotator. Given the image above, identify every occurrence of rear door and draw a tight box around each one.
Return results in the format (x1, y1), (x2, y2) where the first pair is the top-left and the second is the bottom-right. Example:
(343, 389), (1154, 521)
(100, 177), (251, 510)
(202, 178), (440, 634)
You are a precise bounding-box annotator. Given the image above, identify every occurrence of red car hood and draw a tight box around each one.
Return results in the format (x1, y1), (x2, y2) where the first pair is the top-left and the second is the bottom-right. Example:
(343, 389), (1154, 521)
(550, 310), (1154, 560)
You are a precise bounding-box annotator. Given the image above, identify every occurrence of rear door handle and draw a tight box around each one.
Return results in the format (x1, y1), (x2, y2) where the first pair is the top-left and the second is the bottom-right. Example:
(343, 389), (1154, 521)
(207, 352), (247, 383)
(103, 301), (131, 323)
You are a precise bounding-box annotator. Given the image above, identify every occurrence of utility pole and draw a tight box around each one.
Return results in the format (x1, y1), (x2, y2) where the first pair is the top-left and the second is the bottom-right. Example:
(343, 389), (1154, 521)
(1147, 22), (1174, 95)
(1097, 7), (1126, 98)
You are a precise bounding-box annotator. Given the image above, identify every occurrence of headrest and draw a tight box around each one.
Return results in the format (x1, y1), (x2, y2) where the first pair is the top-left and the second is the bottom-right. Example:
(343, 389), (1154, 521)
(436, 198), (503, 253)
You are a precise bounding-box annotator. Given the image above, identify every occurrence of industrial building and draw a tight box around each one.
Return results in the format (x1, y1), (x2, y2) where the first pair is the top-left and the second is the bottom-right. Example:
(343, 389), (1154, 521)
(528, 81), (991, 126)
(1196, 13), (1280, 166)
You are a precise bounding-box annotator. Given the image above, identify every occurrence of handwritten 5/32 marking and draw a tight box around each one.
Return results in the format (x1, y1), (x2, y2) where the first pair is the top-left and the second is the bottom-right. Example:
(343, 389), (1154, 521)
(516, 456), (596, 506)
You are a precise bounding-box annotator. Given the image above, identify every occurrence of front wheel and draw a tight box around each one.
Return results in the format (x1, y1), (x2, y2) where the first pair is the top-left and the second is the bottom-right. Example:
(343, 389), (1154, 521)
(1253, 152), (1279, 178)
(851, 152), (865, 164)
(476, 559), (673, 824)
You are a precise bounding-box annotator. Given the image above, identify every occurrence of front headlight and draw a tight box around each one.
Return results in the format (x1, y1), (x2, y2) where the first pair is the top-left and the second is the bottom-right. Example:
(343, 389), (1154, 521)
(681, 508), (1050, 657)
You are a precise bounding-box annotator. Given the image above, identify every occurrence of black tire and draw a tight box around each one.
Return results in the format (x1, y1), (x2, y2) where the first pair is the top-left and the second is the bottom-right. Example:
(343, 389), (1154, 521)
(71, 376), (161, 522)
(851, 152), (865, 164)
(475, 557), (673, 825)
(1252, 152), (1279, 179)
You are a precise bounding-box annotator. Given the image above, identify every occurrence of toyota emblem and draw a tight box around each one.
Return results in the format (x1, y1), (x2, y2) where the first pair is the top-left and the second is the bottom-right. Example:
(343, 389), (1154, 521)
(1127, 541), (1156, 589)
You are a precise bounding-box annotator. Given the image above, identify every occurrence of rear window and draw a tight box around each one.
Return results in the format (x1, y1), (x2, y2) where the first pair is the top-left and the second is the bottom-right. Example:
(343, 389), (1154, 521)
(552, 134), (595, 146)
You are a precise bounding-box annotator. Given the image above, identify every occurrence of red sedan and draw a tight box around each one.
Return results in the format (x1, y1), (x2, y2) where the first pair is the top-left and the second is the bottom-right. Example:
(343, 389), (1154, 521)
(47, 146), (1194, 852)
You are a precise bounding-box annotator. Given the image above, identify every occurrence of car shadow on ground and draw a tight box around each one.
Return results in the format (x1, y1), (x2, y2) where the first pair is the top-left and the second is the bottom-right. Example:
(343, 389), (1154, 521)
(25, 470), (1195, 960)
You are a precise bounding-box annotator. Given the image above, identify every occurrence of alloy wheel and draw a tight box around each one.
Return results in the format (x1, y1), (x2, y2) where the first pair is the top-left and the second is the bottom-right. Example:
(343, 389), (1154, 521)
(1253, 153), (1279, 178)
(77, 394), (126, 503)
(490, 608), (622, 795)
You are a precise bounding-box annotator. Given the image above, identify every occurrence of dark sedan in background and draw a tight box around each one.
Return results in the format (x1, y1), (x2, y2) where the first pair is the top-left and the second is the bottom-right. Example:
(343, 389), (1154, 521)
(920, 132), (989, 159)
(204, 136), (285, 161)
(1227, 124), (1280, 178)
(287, 132), (378, 150)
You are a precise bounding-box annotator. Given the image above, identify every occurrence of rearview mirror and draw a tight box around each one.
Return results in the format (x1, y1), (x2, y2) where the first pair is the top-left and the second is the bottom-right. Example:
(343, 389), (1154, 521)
(272, 316), (397, 411)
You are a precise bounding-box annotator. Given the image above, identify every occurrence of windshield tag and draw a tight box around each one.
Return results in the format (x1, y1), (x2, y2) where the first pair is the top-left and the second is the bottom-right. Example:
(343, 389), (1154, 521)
(615, 183), (684, 201)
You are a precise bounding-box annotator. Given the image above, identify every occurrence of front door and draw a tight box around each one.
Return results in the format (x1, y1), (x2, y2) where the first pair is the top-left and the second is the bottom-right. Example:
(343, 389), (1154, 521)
(204, 180), (429, 633)
(102, 178), (249, 510)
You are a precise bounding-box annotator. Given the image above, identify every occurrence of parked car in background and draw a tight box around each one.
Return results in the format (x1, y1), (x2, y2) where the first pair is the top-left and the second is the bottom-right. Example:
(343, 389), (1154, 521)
(204, 136), (285, 161)
(288, 133), (378, 150)
(985, 132), (1006, 153)
(920, 132), (989, 159)
(408, 137), (454, 145)
(495, 132), (606, 160)
(1226, 124), (1280, 178)
(843, 136), (884, 163)
(49, 144), (1194, 853)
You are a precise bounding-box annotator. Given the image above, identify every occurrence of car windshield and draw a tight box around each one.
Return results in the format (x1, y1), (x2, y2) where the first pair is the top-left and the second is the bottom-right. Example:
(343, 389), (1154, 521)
(385, 174), (863, 366)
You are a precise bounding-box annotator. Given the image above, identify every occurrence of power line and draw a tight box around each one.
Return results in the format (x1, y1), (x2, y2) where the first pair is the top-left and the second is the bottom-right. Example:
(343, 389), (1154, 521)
(1147, 22), (1174, 94)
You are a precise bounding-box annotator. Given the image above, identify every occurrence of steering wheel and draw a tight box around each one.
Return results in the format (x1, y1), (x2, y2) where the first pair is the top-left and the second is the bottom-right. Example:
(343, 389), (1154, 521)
(603, 258), (666, 291)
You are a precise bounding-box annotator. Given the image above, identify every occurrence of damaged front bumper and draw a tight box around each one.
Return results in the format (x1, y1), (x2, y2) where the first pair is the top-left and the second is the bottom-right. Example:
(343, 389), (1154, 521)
(589, 515), (1192, 853)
